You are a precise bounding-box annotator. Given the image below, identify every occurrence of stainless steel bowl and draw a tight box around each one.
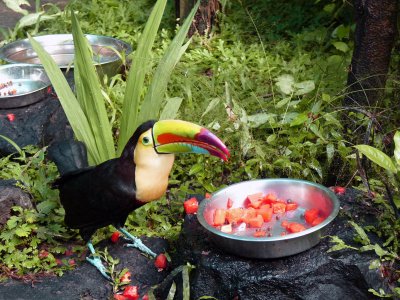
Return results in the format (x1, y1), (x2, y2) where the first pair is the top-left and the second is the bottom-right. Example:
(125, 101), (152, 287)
(0, 34), (132, 78)
(0, 64), (51, 108)
(197, 179), (340, 258)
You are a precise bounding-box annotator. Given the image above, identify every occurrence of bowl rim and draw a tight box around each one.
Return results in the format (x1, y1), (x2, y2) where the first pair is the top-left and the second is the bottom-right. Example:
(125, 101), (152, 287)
(197, 178), (340, 243)
(0, 33), (133, 68)
(0, 63), (51, 98)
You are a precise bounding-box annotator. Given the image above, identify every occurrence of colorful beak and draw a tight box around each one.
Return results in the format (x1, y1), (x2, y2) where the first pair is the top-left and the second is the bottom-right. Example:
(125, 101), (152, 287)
(152, 120), (230, 161)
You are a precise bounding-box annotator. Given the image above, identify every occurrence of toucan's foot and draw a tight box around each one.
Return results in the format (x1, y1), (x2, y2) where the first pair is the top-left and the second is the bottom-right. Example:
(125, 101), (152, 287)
(86, 256), (111, 281)
(118, 227), (156, 258)
(86, 241), (111, 281)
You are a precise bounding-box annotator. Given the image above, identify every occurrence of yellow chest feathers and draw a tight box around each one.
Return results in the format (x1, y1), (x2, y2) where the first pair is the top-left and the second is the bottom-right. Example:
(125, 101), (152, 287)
(134, 142), (175, 203)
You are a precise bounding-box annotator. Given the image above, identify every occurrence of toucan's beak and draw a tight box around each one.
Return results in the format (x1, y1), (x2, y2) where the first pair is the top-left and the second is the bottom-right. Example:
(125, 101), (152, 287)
(152, 120), (230, 161)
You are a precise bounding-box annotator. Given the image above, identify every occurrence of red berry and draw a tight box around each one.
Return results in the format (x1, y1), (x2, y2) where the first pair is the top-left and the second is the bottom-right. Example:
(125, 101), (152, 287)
(205, 193), (212, 199)
(7, 113), (15, 122)
(142, 294), (149, 300)
(120, 271), (131, 283)
(68, 259), (76, 266)
(183, 197), (199, 214)
(122, 285), (139, 300)
(111, 231), (121, 243)
(154, 253), (167, 270)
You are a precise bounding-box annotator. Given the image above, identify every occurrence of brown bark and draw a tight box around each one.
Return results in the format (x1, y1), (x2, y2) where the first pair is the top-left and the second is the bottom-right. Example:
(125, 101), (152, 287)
(344, 0), (398, 107)
(175, 0), (221, 36)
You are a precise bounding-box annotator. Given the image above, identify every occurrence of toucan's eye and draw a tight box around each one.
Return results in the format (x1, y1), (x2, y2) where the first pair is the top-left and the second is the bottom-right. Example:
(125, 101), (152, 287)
(142, 136), (151, 145)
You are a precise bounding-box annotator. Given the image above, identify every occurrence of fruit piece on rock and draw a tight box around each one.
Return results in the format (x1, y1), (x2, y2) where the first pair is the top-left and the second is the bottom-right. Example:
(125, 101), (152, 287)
(154, 253), (168, 270)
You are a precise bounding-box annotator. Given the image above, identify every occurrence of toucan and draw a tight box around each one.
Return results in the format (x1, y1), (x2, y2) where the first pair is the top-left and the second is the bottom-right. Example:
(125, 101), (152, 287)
(48, 119), (229, 280)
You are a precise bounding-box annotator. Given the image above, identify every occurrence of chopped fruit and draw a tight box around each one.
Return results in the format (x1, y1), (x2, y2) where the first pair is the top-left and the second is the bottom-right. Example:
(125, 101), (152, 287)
(111, 231), (121, 243)
(253, 230), (267, 237)
(248, 214), (264, 228)
(213, 209), (227, 226)
(311, 217), (324, 226)
(227, 198), (233, 209)
(241, 207), (257, 223)
(285, 202), (298, 211)
(121, 271), (132, 283)
(183, 197), (199, 214)
(304, 208), (319, 225)
(226, 208), (244, 224)
(280, 232), (287, 236)
(263, 193), (278, 204)
(272, 202), (286, 214)
(331, 186), (346, 195)
(122, 285), (139, 300)
(220, 223), (233, 233)
(287, 222), (306, 233)
(154, 253), (167, 270)
(257, 206), (273, 222)
(7, 113), (15, 122)
(281, 220), (289, 229)
(246, 192), (264, 208)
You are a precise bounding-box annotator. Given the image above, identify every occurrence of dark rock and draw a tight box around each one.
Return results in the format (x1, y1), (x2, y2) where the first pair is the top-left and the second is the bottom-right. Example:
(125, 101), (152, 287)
(0, 236), (169, 300)
(156, 191), (387, 300)
(0, 179), (32, 225)
(0, 94), (73, 157)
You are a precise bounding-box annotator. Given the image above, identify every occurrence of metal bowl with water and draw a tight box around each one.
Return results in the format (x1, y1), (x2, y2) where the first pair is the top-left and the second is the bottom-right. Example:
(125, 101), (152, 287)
(0, 34), (132, 78)
(0, 64), (51, 108)
(197, 179), (340, 259)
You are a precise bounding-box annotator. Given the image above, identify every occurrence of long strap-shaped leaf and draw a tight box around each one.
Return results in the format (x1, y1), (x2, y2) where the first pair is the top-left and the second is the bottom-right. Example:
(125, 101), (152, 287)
(136, 1), (200, 129)
(71, 12), (115, 162)
(117, 0), (168, 153)
(29, 35), (100, 165)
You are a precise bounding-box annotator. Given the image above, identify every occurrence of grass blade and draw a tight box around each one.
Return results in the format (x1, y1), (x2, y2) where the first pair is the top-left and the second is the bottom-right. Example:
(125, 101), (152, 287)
(71, 12), (115, 162)
(117, 0), (168, 153)
(28, 34), (100, 165)
(136, 2), (200, 128)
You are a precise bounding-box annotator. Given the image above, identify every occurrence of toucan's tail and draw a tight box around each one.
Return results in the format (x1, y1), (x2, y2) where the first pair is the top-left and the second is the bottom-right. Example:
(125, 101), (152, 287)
(47, 140), (89, 176)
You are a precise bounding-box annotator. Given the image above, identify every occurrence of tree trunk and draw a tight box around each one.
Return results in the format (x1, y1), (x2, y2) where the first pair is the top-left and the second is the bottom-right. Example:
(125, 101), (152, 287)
(344, 0), (398, 107)
(175, 0), (221, 36)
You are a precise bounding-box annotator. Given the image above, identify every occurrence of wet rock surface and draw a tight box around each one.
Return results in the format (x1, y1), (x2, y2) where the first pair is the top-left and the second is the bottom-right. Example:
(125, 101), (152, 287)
(156, 191), (385, 300)
(0, 237), (169, 300)
(0, 180), (32, 225)
(0, 94), (73, 156)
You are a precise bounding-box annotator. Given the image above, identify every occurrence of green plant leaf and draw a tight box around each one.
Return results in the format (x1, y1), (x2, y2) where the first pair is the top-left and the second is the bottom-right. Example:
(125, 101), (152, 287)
(349, 221), (370, 245)
(275, 74), (294, 95)
(354, 145), (397, 173)
(28, 35), (100, 165)
(3, 0), (29, 15)
(394, 131), (400, 167)
(166, 281), (176, 300)
(71, 12), (115, 163)
(0, 135), (24, 159)
(117, 0), (168, 153)
(332, 41), (349, 52)
(136, 2), (199, 128)
(294, 80), (315, 95)
(160, 97), (183, 120)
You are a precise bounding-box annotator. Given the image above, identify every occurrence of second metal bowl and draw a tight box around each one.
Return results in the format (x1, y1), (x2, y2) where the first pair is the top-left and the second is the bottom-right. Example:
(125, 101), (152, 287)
(197, 179), (340, 259)
(0, 64), (51, 108)
(0, 34), (132, 78)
